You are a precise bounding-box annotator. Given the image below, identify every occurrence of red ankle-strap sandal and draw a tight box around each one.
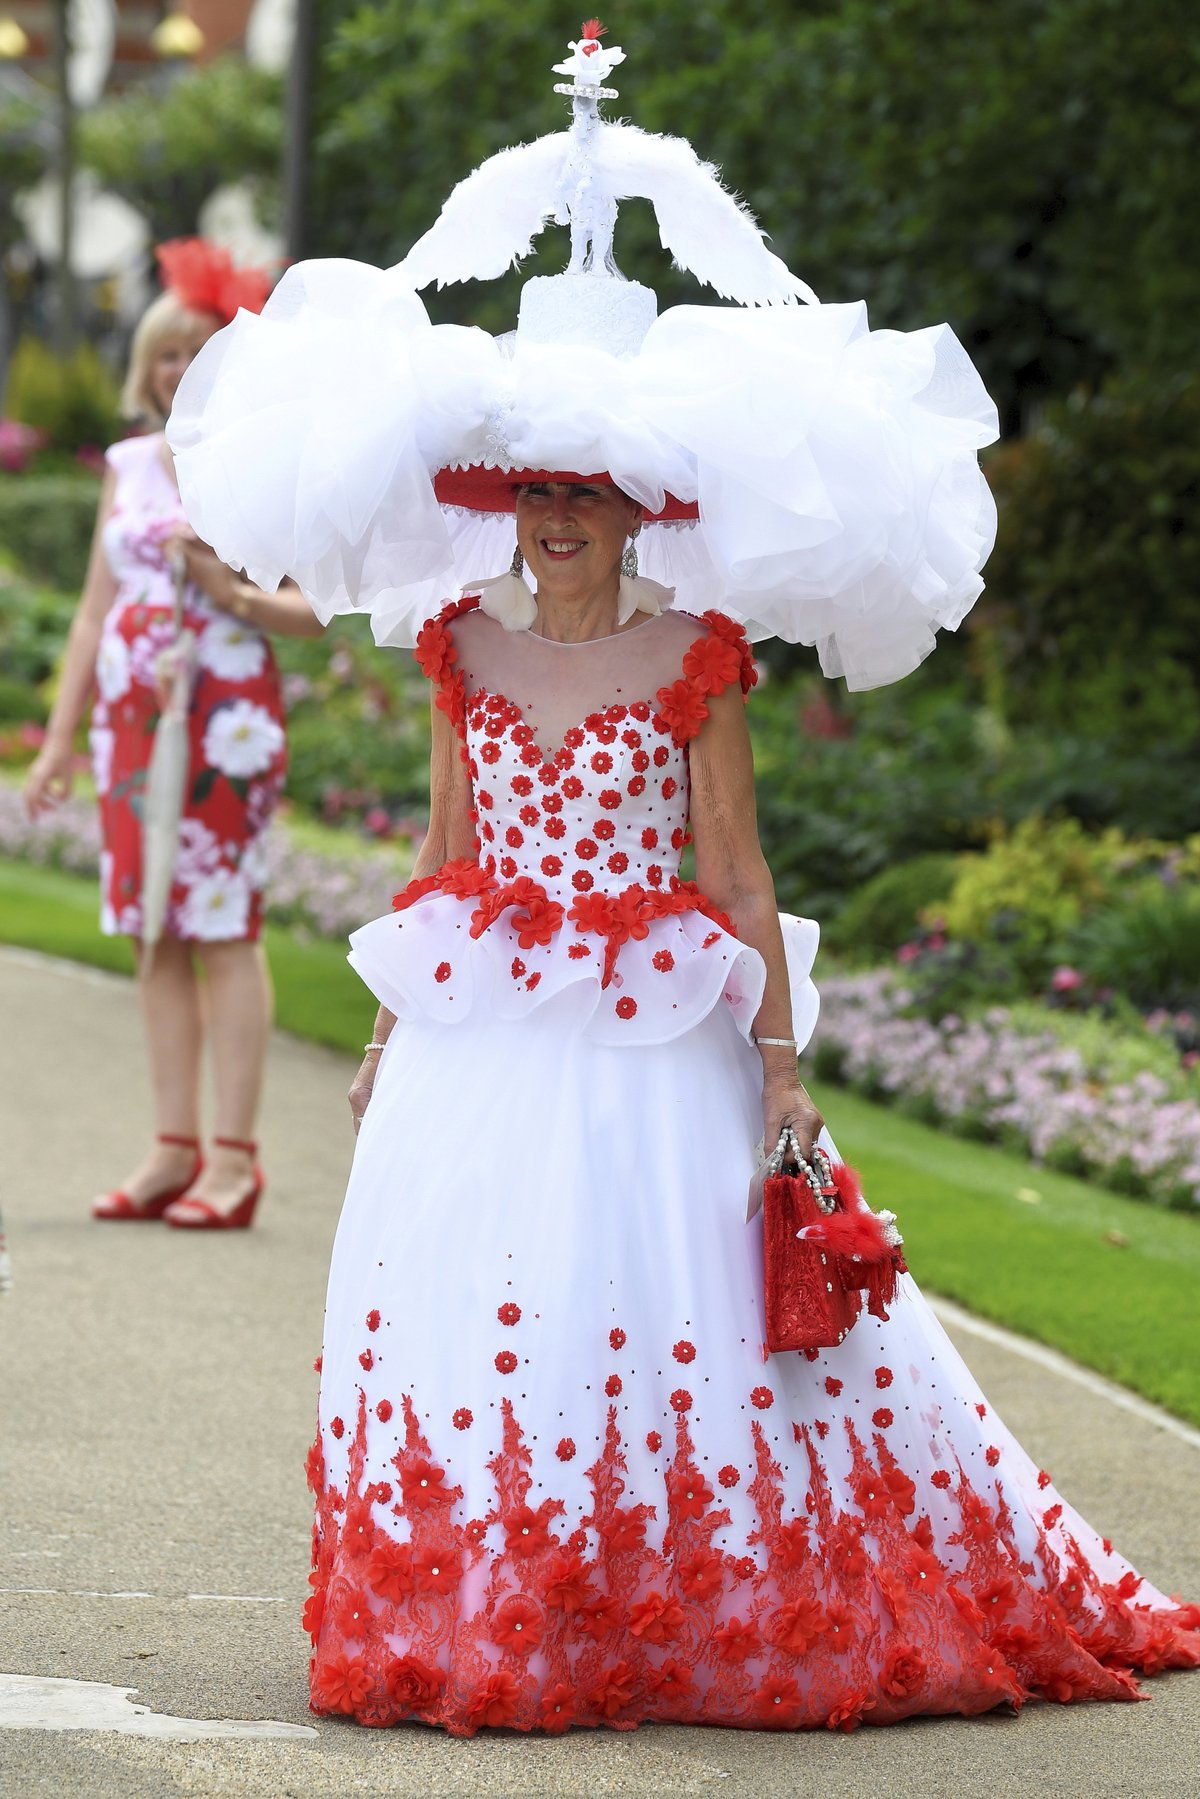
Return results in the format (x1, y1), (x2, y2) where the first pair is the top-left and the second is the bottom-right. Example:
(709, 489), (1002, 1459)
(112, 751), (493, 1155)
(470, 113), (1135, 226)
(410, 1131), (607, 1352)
(92, 1133), (203, 1223)
(164, 1137), (264, 1232)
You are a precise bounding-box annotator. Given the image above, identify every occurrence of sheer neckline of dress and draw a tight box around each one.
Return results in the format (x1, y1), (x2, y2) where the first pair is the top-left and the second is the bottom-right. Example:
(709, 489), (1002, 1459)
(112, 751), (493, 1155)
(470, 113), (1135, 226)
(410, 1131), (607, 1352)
(453, 609), (698, 767)
(520, 615), (660, 649)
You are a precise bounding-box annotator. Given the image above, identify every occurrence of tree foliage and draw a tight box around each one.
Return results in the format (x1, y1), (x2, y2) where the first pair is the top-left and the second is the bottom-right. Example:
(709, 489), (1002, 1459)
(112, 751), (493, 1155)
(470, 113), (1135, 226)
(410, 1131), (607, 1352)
(76, 56), (284, 243)
(309, 0), (1199, 421)
(0, 96), (43, 218)
(977, 372), (1200, 736)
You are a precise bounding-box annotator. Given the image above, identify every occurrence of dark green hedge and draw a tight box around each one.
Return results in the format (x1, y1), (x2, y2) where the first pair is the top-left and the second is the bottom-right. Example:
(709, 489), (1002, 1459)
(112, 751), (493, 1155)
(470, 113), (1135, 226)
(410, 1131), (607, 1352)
(0, 472), (102, 592)
(977, 374), (1200, 740)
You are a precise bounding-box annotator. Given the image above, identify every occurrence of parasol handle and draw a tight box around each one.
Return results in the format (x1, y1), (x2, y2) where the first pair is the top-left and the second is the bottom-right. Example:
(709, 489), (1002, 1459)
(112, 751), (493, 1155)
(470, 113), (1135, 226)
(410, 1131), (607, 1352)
(168, 546), (187, 638)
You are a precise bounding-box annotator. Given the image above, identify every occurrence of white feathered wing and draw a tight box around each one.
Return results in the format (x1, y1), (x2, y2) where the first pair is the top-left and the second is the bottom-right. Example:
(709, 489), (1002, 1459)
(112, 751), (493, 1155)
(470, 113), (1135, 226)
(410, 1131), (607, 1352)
(395, 135), (571, 290)
(591, 125), (815, 306)
(393, 122), (815, 307)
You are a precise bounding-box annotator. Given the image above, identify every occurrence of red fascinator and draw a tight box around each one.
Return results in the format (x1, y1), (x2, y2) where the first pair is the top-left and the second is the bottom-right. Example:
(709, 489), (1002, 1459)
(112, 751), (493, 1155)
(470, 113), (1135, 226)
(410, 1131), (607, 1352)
(155, 237), (274, 325)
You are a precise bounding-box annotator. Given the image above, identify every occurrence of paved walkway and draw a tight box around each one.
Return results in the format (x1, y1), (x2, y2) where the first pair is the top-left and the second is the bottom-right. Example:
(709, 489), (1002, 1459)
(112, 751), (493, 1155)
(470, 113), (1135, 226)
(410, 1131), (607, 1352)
(1, 945), (1197, 1798)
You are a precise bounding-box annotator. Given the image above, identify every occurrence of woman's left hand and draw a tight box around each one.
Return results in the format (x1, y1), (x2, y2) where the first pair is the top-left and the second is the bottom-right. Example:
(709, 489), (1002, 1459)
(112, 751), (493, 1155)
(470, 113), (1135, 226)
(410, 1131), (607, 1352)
(762, 1072), (824, 1161)
(165, 530), (243, 613)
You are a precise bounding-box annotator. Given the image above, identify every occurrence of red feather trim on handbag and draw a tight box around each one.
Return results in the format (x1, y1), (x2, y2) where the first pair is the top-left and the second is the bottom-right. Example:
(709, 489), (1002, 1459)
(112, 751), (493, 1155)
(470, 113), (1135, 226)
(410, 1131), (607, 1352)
(762, 1132), (906, 1353)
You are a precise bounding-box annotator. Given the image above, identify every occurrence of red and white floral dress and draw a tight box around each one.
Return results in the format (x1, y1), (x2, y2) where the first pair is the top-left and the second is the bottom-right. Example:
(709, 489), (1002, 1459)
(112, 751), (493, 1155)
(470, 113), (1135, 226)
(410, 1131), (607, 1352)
(90, 434), (286, 942)
(309, 600), (1199, 1734)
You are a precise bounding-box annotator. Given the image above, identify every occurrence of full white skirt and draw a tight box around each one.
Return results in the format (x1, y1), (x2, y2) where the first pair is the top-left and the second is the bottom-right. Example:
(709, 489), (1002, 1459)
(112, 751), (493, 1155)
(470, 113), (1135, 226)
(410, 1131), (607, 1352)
(308, 996), (1199, 1734)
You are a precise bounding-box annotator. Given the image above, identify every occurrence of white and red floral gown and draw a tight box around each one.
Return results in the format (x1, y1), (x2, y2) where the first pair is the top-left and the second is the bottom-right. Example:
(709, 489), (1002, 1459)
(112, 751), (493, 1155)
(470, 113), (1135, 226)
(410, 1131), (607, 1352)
(91, 434), (286, 943)
(307, 599), (1199, 1734)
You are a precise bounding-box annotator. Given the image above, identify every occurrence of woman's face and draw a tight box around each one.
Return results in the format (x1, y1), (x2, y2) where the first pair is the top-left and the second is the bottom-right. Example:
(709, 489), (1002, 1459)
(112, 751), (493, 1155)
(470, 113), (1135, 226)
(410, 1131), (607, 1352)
(514, 481), (642, 603)
(148, 316), (219, 419)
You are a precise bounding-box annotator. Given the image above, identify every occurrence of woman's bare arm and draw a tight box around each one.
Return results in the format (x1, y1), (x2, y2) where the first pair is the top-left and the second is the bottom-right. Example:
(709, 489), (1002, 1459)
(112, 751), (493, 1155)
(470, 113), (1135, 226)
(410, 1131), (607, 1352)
(349, 691), (476, 1129)
(689, 682), (824, 1154)
(24, 470), (119, 814)
(170, 535), (326, 638)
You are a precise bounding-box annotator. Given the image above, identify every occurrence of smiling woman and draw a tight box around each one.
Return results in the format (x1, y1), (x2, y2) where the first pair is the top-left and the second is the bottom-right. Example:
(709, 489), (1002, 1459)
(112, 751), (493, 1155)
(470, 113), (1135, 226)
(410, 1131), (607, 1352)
(164, 24), (1199, 1743)
(514, 481), (643, 622)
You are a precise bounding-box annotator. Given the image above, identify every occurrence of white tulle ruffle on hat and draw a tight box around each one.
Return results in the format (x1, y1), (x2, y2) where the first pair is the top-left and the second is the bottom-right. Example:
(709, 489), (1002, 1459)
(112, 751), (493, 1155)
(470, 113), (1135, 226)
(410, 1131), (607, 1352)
(167, 34), (999, 691)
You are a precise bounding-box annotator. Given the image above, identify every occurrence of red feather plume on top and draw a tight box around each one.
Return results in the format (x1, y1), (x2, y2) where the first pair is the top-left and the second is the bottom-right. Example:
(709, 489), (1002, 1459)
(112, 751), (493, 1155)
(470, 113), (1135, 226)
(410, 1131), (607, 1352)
(581, 18), (608, 40)
(155, 238), (274, 326)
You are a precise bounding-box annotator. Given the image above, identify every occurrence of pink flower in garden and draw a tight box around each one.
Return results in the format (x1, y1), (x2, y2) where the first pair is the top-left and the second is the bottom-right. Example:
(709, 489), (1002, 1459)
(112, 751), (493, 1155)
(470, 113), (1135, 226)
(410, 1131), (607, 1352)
(364, 807), (392, 839)
(0, 418), (47, 472)
(896, 943), (921, 965)
(1051, 966), (1084, 993)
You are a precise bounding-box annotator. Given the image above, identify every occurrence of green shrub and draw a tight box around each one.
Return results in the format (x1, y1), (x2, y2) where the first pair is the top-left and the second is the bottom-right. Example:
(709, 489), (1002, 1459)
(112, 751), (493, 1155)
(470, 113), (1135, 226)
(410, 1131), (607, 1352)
(0, 475), (101, 588)
(273, 625), (432, 819)
(1005, 999), (1200, 1099)
(747, 660), (1200, 928)
(937, 817), (1116, 983)
(0, 675), (43, 724)
(979, 374), (1200, 738)
(893, 937), (1021, 1019)
(0, 571), (77, 697)
(824, 852), (960, 963)
(1065, 880), (1200, 1013)
(3, 336), (122, 454)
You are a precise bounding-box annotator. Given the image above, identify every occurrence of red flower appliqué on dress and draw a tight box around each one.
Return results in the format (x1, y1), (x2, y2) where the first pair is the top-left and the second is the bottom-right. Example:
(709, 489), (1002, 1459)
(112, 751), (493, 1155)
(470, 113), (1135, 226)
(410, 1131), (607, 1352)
(396, 604), (755, 999)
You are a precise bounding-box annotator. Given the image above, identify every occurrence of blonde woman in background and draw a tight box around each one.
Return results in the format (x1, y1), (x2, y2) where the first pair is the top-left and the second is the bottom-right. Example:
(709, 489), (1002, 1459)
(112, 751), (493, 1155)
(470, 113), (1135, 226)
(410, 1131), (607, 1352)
(25, 241), (324, 1230)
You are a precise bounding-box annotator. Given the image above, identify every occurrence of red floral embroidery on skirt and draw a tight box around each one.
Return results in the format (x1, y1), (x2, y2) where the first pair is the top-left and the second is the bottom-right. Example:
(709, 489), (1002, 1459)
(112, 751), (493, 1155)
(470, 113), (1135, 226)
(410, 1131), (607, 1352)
(306, 1394), (1197, 1735)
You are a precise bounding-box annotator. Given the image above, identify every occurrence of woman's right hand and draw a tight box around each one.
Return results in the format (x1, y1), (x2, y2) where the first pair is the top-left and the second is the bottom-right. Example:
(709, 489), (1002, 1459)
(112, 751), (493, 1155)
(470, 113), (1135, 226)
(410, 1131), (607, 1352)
(348, 1051), (382, 1134)
(24, 738), (75, 817)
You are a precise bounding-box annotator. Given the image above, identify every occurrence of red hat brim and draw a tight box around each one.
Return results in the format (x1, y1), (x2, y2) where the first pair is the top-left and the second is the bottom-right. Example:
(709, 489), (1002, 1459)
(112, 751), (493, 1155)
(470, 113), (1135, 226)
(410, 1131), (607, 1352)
(433, 464), (699, 523)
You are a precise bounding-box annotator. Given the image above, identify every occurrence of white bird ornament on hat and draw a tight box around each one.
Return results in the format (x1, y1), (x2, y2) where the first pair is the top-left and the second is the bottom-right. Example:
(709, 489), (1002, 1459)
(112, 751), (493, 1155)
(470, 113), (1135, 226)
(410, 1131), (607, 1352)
(397, 17), (815, 306)
(552, 17), (626, 89)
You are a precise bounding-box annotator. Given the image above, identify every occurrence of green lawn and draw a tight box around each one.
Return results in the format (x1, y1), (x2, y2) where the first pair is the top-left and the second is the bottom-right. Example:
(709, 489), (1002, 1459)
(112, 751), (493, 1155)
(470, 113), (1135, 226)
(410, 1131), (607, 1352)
(820, 1088), (1199, 1424)
(2, 855), (1197, 1424)
(0, 856), (373, 1056)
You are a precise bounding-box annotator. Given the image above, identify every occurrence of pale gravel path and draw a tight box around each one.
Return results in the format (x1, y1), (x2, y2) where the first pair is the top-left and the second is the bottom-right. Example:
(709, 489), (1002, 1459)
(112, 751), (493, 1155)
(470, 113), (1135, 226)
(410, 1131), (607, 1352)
(0, 945), (1196, 1798)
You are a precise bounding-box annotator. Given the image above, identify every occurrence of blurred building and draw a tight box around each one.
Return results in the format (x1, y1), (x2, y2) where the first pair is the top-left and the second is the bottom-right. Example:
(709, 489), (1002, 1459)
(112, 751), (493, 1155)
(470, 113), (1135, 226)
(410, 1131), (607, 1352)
(2, 2), (258, 84)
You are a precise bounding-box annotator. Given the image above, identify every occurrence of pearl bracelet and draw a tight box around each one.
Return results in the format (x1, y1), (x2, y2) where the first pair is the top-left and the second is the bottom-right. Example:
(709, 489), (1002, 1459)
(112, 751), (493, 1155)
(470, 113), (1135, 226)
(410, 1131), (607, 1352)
(754, 1036), (798, 1050)
(363, 1041), (389, 1054)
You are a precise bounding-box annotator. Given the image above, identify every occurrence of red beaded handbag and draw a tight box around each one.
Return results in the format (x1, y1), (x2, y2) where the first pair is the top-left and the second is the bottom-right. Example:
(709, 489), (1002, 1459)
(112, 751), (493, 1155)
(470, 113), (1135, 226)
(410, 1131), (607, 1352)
(760, 1130), (906, 1353)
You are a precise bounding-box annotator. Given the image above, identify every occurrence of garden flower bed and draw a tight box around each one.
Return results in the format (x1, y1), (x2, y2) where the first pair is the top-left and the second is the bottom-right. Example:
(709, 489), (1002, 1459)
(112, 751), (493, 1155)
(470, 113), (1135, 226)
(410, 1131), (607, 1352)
(0, 784), (407, 944)
(807, 970), (1200, 1211)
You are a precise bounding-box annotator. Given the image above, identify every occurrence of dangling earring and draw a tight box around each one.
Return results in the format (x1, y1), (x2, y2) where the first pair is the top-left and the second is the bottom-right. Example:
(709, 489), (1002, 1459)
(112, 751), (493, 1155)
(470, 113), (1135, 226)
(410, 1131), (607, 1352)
(621, 533), (639, 579)
(510, 544), (525, 578)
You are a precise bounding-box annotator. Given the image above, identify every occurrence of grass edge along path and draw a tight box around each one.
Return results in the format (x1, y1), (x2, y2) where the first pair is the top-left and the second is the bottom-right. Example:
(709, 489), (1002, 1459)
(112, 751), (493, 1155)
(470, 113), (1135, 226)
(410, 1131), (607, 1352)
(2, 855), (1197, 1427)
(0, 855), (373, 1056)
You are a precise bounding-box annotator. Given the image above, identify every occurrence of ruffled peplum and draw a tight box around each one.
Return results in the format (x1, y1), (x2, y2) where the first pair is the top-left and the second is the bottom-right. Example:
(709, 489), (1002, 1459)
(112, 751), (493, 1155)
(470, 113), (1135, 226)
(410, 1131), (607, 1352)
(349, 888), (819, 1051)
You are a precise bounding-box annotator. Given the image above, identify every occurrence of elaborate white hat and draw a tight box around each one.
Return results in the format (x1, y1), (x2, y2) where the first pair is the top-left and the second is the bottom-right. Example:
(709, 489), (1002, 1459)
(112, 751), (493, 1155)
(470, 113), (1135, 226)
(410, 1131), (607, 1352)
(168, 20), (999, 689)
